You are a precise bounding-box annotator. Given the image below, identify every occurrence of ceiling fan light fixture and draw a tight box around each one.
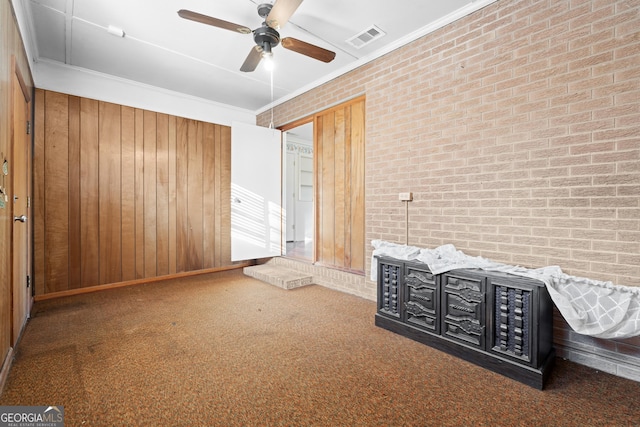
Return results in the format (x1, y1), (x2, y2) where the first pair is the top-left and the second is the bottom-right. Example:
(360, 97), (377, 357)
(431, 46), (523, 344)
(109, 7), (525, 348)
(262, 43), (274, 70)
(263, 54), (275, 71)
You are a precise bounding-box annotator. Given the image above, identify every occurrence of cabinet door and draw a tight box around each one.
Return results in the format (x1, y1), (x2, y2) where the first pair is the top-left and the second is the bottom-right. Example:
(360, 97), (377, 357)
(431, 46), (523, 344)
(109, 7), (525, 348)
(490, 281), (533, 364)
(487, 274), (551, 368)
(403, 262), (439, 334)
(377, 258), (402, 319)
(442, 271), (486, 349)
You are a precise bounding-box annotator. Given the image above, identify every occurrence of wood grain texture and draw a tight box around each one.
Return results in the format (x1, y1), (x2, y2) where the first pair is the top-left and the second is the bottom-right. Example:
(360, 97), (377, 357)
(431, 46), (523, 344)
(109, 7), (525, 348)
(68, 96), (81, 288)
(156, 113), (170, 277)
(44, 91), (70, 293)
(33, 91), (234, 294)
(349, 100), (365, 271)
(344, 107), (353, 268)
(80, 98), (100, 287)
(203, 123), (216, 269)
(168, 116), (177, 274)
(314, 97), (365, 273)
(11, 65), (31, 344)
(121, 106), (136, 281)
(320, 111), (335, 266)
(187, 120), (204, 270)
(315, 116), (323, 266)
(333, 109), (346, 269)
(176, 117), (189, 273)
(33, 90), (46, 296)
(143, 110), (157, 278)
(219, 126), (232, 266)
(99, 101), (122, 285)
(134, 108), (145, 279)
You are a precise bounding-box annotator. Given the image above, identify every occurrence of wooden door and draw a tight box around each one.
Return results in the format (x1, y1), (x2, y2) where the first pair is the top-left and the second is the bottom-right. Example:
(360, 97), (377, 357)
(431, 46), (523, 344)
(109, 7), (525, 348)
(11, 63), (31, 344)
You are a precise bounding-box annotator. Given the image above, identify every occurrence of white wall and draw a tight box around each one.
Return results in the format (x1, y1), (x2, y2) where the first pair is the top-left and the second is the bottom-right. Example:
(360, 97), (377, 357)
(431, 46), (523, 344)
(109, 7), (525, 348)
(34, 60), (255, 126)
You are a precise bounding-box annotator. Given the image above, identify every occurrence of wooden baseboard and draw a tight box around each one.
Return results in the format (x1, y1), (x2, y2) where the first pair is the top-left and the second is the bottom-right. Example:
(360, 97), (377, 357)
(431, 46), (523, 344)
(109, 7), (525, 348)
(34, 263), (252, 302)
(0, 348), (14, 395)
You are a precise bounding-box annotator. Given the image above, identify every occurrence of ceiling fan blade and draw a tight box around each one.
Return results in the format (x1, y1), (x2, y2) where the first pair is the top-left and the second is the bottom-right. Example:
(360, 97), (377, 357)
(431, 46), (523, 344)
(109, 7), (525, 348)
(266, 0), (303, 29)
(240, 46), (263, 72)
(178, 9), (252, 34)
(281, 38), (336, 63)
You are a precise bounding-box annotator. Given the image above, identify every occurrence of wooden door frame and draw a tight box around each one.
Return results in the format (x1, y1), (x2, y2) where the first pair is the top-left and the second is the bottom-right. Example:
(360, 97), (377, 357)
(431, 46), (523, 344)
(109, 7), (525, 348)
(278, 95), (366, 272)
(280, 117), (315, 262)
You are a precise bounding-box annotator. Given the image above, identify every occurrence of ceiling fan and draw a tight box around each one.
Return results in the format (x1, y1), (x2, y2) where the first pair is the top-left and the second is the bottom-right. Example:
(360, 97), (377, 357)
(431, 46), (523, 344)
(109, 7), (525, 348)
(178, 0), (336, 72)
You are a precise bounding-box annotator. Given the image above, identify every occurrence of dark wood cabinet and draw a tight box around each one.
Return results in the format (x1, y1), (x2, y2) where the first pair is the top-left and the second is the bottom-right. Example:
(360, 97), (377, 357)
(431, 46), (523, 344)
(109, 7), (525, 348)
(375, 256), (555, 389)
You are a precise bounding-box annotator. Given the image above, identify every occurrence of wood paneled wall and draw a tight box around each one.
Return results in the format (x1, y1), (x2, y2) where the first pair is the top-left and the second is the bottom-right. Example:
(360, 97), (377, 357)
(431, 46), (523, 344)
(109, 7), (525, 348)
(34, 90), (232, 295)
(315, 96), (365, 273)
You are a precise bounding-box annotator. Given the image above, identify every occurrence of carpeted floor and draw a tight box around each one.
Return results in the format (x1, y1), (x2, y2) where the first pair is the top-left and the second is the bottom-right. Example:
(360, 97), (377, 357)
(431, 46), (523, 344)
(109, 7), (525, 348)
(1, 269), (639, 426)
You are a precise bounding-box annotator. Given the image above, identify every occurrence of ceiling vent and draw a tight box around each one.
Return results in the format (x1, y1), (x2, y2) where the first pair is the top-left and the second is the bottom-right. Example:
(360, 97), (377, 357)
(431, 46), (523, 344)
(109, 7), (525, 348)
(346, 25), (386, 49)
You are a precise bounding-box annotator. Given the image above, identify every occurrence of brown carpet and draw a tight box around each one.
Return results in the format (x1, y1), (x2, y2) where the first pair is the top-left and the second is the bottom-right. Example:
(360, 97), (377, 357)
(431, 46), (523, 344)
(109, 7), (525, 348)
(1, 269), (639, 426)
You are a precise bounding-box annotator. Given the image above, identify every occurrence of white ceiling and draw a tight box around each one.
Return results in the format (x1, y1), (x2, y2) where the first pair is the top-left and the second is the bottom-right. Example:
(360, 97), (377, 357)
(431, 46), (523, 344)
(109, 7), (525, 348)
(17, 0), (491, 112)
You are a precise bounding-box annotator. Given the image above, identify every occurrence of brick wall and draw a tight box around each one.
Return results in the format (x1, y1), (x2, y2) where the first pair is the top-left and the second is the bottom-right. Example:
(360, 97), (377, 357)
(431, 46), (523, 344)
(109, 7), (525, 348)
(258, 0), (640, 380)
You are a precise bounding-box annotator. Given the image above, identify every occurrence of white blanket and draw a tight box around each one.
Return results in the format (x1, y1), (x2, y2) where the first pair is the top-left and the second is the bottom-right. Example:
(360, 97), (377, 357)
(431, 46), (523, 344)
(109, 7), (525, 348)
(371, 240), (640, 339)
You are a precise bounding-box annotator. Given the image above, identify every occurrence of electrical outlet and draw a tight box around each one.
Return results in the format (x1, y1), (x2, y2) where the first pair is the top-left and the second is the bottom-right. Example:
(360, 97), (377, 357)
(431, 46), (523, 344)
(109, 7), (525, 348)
(398, 192), (413, 201)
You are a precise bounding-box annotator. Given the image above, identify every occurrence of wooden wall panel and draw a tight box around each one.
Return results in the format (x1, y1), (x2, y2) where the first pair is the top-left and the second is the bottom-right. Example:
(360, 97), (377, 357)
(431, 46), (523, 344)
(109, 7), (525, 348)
(168, 116), (177, 274)
(350, 99), (365, 272)
(34, 90), (45, 296)
(176, 117), (189, 273)
(121, 106), (136, 282)
(43, 92), (69, 293)
(315, 97), (365, 273)
(319, 113), (335, 266)
(34, 90), (235, 294)
(68, 96), (81, 288)
(99, 102), (123, 285)
(134, 108), (145, 279)
(203, 123), (216, 269)
(187, 121), (204, 271)
(333, 109), (346, 269)
(219, 126), (232, 266)
(80, 98), (100, 287)
(156, 113), (170, 277)
(143, 110), (157, 278)
(349, 101), (365, 271)
(344, 107), (353, 268)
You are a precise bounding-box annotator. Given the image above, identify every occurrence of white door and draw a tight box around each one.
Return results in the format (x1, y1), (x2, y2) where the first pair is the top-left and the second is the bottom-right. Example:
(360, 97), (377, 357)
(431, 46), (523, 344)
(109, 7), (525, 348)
(231, 122), (283, 261)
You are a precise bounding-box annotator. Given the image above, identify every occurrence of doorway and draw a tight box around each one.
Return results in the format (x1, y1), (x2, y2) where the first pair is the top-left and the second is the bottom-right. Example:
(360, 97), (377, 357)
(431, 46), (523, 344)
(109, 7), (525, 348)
(279, 95), (365, 272)
(283, 122), (314, 261)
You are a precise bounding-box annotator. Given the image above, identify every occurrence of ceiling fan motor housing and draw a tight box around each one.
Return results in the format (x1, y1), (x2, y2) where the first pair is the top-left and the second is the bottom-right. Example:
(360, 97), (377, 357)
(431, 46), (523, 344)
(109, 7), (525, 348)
(254, 25), (281, 52)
